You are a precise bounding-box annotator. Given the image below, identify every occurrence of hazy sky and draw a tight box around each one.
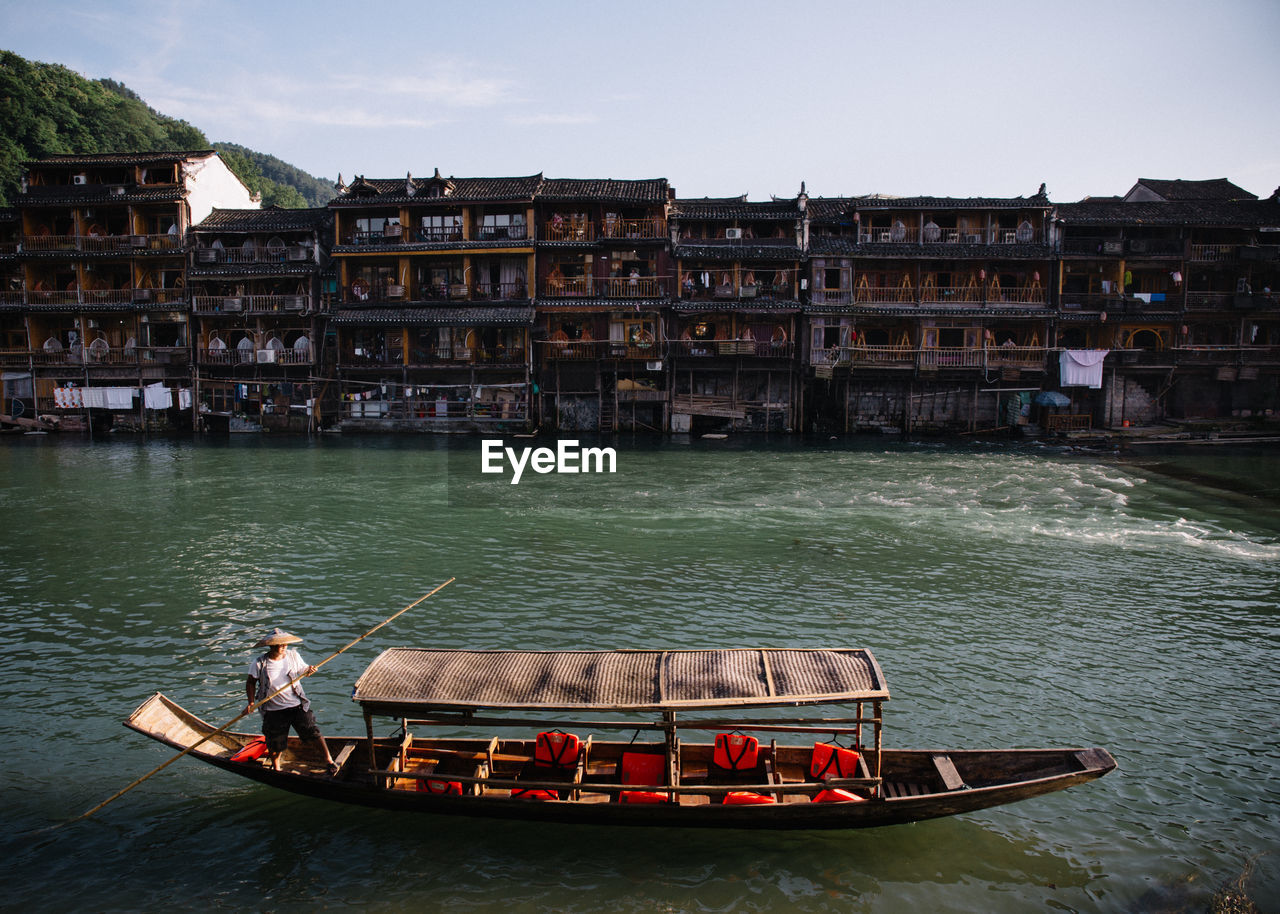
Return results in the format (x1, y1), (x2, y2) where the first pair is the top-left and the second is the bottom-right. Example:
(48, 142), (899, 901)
(4, 0), (1278, 202)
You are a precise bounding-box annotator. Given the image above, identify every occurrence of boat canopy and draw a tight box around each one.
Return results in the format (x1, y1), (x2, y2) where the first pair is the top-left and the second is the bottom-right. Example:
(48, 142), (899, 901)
(352, 648), (889, 714)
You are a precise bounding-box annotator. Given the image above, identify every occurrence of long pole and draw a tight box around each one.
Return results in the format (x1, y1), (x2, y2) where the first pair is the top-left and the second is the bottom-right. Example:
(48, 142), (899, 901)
(65, 578), (455, 825)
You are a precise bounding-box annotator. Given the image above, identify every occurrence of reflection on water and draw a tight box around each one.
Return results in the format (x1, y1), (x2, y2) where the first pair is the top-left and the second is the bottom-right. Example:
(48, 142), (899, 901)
(0, 436), (1277, 912)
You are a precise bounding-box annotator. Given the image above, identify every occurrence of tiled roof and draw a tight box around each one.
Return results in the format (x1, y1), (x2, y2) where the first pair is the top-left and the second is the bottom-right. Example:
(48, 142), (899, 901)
(852, 193), (1051, 210)
(195, 207), (328, 232)
(539, 178), (669, 204)
(1055, 199), (1280, 227)
(330, 306), (535, 326)
(19, 187), (186, 206)
(806, 198), (859, 221)
(22, 150), (216, 168)
(1130, 178), (1255, 202)
(809, 236), (858, 255)
(333, 174), (544, 206)
(672, 197), (802, 220)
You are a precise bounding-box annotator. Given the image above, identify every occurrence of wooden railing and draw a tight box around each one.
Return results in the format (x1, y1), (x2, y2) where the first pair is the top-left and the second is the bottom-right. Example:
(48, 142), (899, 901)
(344, 399), (528, 421)
(811, 346), (1047, 370)
(194, 244), (312, 264)
(1184, 292), (1236, 310)
(668, 339), (794, 358)
(544, 220), (594, 242)
(601, 218), (666, 239)
(1188, 244), (1237, 262)
(811, 346), (914, 366)
(541, 277), (594, 297)
(538, 340), (659, 361)
(197, 347), (313, 366)
(23, 288), (185, 306)
(474, 224), (529, 241)
(853, 285), (1047, 305)
(193, 295), (309, 313)
(470, 281), (528, 301)
(599, 277), (669, 298)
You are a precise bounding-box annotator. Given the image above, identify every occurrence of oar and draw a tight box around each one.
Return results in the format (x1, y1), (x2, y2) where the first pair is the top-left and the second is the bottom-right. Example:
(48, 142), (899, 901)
(65, 578), (455, 825)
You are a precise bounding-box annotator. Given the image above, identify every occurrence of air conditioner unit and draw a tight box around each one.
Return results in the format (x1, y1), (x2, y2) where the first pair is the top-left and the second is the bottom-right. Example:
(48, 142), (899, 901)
(196, 248), (217, 263)
(73, 174), (88, 185)
(131, 235), (148, 247)
(222, 297), (242, 311)
(283, 296), (305, 311)
(287, 246), (308, 261)
(646, 360), (663, 371)
(1103, 241), (1123, 254)
(725, 228), (743, 240)
(257, 349), (276, 363)
(1128, 240), (1148, 253)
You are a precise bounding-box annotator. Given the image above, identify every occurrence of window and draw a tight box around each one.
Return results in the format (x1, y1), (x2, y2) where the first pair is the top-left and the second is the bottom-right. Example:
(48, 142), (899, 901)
(420, 214), (461, 241)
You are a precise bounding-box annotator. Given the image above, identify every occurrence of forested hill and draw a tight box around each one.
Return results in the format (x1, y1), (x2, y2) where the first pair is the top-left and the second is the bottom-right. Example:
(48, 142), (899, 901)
(0, 50), (333, 208)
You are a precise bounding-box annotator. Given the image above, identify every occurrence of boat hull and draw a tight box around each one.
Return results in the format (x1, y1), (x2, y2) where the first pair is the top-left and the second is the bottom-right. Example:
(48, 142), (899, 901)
(125, 693), (1116, 830)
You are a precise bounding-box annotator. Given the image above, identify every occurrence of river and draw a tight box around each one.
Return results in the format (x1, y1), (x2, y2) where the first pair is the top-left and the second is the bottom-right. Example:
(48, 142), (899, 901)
(1, 434), (1276, 912)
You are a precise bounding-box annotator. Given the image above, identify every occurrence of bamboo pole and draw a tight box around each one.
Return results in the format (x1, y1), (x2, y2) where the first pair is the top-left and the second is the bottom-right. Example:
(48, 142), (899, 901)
(63, 578), (455, 825)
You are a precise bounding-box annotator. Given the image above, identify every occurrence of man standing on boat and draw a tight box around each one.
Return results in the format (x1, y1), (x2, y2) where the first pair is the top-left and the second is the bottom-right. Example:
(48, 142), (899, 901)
(244, 628), (339, 776)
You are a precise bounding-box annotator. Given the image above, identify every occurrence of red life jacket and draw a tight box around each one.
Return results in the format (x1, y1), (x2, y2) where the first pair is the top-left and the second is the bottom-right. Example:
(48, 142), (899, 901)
(620, 751), (668, 804)
(535, 730), (582, 769)
(229, 736), (268, 763)
(810, 742), (860, 780)
(713, 733), (759, 771)
(511, 787), (559, 801)
(812, 787), (867, 804)
(417, 777), (462, 795)
(723, 791), (776, 805)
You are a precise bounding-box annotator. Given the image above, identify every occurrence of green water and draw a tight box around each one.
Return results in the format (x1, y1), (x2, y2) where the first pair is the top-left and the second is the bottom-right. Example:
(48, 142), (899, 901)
(1, 435), (1277, 912)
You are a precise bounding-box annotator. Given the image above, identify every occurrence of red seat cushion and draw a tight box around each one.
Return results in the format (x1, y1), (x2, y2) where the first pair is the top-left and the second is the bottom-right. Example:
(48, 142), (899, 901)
(620, 790), (669, 804)
(511, 787), (559, 801)
(812, 788), (866, 803)
(723, 791), (776, 805)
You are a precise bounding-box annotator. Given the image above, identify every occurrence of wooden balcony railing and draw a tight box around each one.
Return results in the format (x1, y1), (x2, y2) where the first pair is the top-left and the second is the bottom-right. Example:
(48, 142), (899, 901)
(193, 295), (309, 314)
(544, 220), (594, 242)
(853, 284), (1047, 305)
(21, 288), (185, 306)
(27, 345), (187, 367)
(541, 277), (594, 297)
(599, 277), (669, 298)
(811, 346), (1048, 370)
(538, 340), (659, 361)
(1184, 292), (1237, 310)
(470, 281), (529, 301)
(22, 233), (185, 253)
(1188, 244), (1237, 262)
(474, 224), (529, 242)
(344, 399), (528, 421)
(197, 347), (313, 366)
(668, 339), (794, 358)
(682, 283), (795, 301)
(601, 218), (666, 239)
(194, 244), (312, 264)
(858, 227), (1044, 245)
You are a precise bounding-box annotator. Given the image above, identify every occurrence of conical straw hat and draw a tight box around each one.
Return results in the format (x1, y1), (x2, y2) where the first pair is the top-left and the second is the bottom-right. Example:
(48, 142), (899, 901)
(254, 627), (303, 647)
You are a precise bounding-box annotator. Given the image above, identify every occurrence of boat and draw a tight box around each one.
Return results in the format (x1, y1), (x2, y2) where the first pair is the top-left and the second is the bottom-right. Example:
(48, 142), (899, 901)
(125, 648), (1116, 829)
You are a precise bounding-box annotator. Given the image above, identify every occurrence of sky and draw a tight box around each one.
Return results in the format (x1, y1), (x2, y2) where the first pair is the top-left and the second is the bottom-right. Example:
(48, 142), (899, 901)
(3, 0), (1279, 203)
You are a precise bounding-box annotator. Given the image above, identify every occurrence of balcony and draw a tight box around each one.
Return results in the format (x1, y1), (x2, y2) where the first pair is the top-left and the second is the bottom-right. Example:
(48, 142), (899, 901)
(682, 282), (796, 301)
(22, 233), (183, 253)
(22, 288), (186, 307)
(543, 220), (593, 242)
(668, 339), (794, 359)
(858, 226), (1044, 245)
(601, 218), (666, 240)
(1188, 243), (1237, 262)
(193, 295), (310, 314)
(194, 244), (312, 264)
(27, 345), (189, 367)
(197, 347), (313, 366)
(1061, 237), (1125, 256)
(337, 346), (524, 368)
(599, 277), (670, 299)
(538, 340), (660, 361)
(540, 277), (594, 297)
(810, 346), (1048, 371)
(474, 223), (529, 242)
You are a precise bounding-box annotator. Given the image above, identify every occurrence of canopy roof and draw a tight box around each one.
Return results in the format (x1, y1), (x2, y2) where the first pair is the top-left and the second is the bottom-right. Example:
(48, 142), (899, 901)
(352, 648), (888, 713)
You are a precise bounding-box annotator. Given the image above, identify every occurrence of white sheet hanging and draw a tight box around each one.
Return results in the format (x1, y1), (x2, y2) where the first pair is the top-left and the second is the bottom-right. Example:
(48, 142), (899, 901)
(144, 383), (172, 410)
(1060, 350), (1110, 389)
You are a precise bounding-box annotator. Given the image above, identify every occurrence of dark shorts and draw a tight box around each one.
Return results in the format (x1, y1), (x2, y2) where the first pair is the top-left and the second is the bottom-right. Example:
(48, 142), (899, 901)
(261, 704), (323, 754)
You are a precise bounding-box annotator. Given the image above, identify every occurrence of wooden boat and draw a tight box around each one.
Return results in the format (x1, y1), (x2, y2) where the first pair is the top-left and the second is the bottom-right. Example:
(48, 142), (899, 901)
(126, 648), (1116, 829)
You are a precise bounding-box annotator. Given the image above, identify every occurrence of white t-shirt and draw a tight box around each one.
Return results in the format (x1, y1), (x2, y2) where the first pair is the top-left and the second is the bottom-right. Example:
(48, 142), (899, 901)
(247, 650), (309, 711)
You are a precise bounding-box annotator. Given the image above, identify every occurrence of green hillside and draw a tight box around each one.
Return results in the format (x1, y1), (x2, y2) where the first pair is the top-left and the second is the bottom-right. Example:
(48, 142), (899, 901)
(0, 50), (332, 209)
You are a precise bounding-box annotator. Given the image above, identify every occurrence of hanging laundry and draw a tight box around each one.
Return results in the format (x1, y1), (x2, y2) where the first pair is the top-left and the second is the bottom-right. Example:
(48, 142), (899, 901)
(144, 383), (173, 410)
(1060, 350), (1110, 389)
(81, 388), (108, 409)
(105, 387), (135, 410)
(177, 388), (193, 410)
